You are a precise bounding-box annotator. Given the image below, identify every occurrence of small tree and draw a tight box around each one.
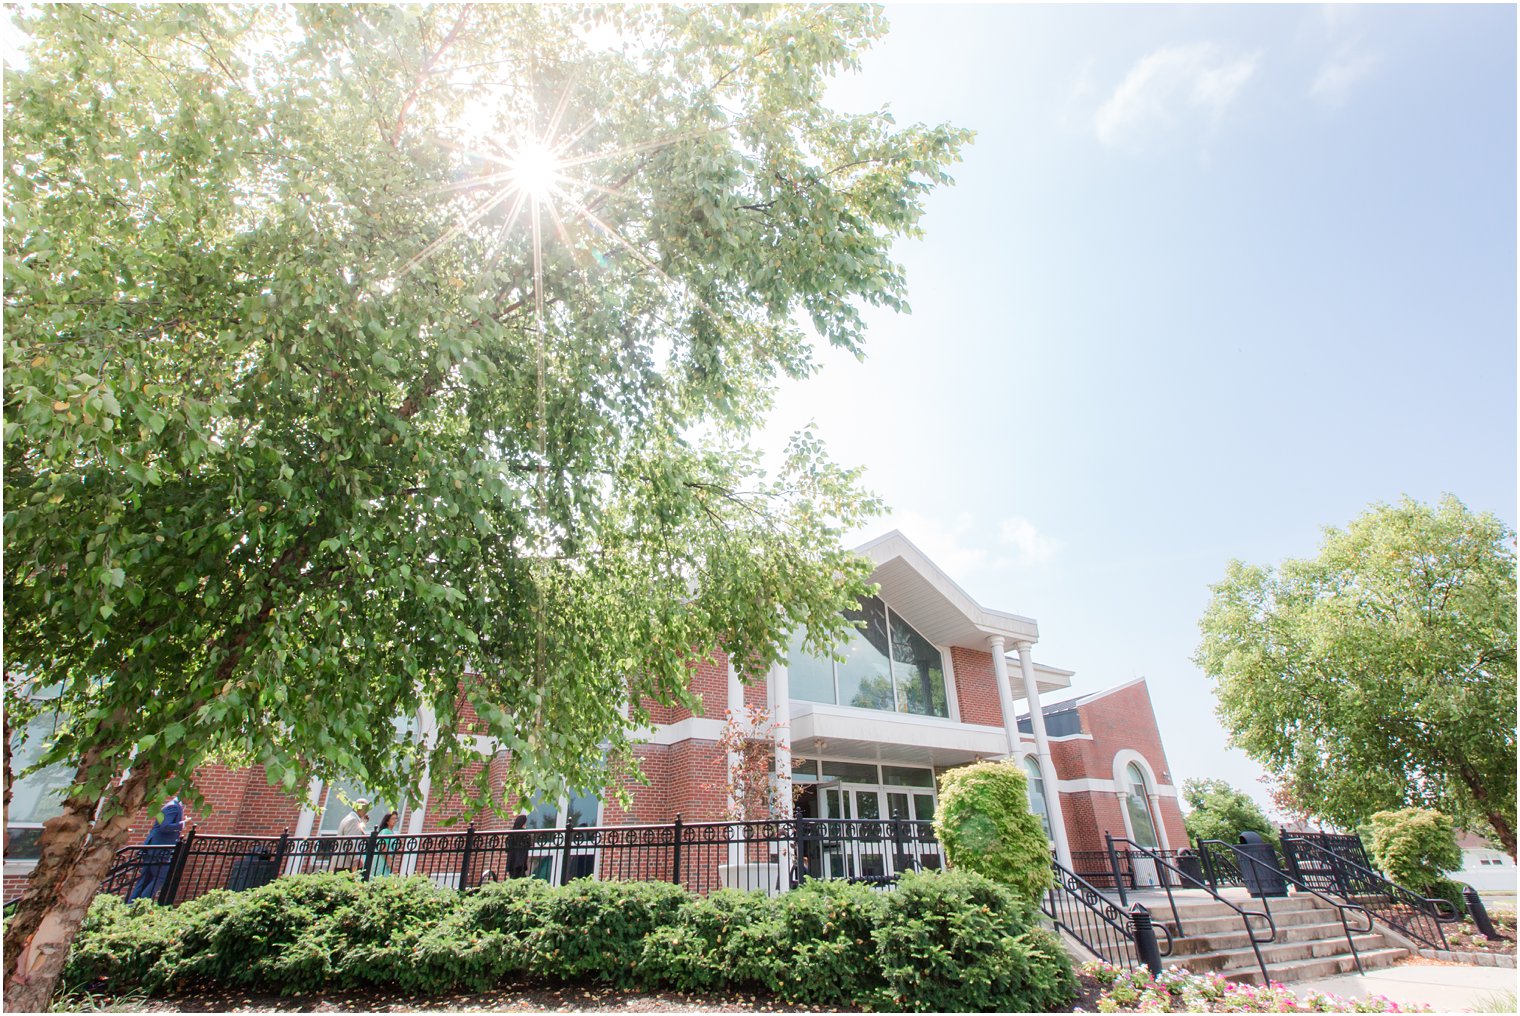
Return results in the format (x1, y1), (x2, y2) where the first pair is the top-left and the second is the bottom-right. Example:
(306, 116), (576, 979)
(708, 705), (787, 821)
(1182, 778), (1277, 848)
(933, 760), (1051, 907)
(1366, 808), (1462, 890)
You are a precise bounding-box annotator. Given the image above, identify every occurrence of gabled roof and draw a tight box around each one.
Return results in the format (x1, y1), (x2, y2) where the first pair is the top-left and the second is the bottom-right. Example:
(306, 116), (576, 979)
(854, 530), (1040, 650)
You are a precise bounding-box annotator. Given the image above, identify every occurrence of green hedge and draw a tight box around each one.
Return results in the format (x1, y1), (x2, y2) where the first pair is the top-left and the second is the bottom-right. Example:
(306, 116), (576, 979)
(63, 870), (1075, 1012)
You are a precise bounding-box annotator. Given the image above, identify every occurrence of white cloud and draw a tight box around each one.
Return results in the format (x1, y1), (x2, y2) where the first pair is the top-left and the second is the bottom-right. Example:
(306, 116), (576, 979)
(1094, 43), (1260, 150)
(1309, 46), (1379, 107)
(879, 510), (1062, 576)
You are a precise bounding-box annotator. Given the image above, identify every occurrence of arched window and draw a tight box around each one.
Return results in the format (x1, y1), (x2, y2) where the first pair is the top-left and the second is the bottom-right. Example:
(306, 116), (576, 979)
(1023, 756), (1052, 840)
(1124, 762), (1160, 850)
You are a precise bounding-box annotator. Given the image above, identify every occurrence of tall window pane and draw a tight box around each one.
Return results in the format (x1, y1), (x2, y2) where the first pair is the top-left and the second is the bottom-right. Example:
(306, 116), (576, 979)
(1125, 763), (1160, 850)
(8, 712), (75, 861)
(1023, 757), (1052, 840)
(838, 596), (894, 711)
(787, 626), (837, 705)
(889, 610), (949, 717)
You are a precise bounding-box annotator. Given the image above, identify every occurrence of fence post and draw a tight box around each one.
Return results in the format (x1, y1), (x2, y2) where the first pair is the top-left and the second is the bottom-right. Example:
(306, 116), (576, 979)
(1278, 827), (1304, 883)
(458, 823), (476, 892)
(158, 825), (196, 906)
(1129, 904), (1164, 977)
(559, 816), (575, 887)
(1463, 885), (1498, 939)
(1106, 831), (1128, 906)
(671, 814), (684, 887)
(791, 816), (806, 888)
(362, 826), (381, 882)
(273, 828), (291, 880)
(1200, 840), (1219, 891)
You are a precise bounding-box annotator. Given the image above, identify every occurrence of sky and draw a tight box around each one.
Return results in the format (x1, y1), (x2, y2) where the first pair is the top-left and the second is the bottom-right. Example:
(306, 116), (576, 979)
(758, 4), (1518, 814)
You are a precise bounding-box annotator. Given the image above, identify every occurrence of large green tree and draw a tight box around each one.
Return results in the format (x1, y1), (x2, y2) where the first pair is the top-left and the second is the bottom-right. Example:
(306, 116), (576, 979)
(1180, 778), (1276, 848)
(1195, 496), (1517, 862)
(2, 5), (969, 1007)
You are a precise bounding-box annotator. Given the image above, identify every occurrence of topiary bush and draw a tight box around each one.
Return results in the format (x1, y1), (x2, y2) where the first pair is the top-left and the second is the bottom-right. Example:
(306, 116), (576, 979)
(1366, 808), (1462, 897)
(875, 868), (1074, 1013)
(769, 878), (888, 1007)
(933, 759), (1053, 905)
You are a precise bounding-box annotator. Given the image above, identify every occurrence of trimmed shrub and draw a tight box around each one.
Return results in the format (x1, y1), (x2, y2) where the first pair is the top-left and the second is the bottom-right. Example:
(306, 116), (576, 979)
(525, 878), (688, 986)
(769, 879), (888, 1007)
(63, 869), (1074, 1011)
(1423, 876), (1467, 919)
(875, 869), (1075, 1013)
(933, 759), (1053, 905)
(1366, 808), (1462, 891)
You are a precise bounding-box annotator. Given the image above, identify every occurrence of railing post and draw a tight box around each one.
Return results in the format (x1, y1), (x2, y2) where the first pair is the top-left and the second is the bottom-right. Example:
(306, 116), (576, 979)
(158, 825), (196, 906)
(671, 814), (684, 886)
(791, 816), (806, 888)
(273, 828), (291, 880)
(1129, 904), (1164, 976)
(1106, 832), (1128, 906)
(1200, 840), (1219, 891)
(559, 815), (577, 886)
(1463, 885), (1498, 939)
(458, 822), (476, 892)
(362, 826), (381, 882)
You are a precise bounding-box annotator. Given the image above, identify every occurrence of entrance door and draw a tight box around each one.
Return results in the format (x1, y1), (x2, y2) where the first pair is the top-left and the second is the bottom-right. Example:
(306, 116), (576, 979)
(819, 785), (891, 880)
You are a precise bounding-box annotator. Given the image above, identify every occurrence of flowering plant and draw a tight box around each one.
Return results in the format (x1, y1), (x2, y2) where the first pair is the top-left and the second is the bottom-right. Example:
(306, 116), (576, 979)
(1078, 961), (1430, 1013)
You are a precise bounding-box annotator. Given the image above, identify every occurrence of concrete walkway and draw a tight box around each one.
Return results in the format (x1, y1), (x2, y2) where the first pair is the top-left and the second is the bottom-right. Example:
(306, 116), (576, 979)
(1288, 962), (1517, 1012)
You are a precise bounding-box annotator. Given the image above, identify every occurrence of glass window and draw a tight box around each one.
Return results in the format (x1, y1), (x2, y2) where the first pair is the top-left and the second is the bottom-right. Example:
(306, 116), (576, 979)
(787, 596), (951, 718)
(319, 777), (401, 835)
(881, 765), (934, 788)
(520, 790), (600, 829)
(1125, 763), (1160, 850)
(786, 627), (836, 705)
(820, 761), (879, 784)
(1023, 757), (1052, 840)
(838, 598), (895, 711)
(8, 711), (76, 861)
(890, 612), (949, 717)
(790, 758), (823, 782)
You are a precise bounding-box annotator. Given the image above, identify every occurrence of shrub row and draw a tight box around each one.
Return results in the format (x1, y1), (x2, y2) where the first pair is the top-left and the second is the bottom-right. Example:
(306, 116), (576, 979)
(64, 868), (1076, 1012)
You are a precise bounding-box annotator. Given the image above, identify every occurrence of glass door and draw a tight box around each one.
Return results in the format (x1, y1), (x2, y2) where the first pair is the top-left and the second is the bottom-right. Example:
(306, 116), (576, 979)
(842, 787), (886, 879)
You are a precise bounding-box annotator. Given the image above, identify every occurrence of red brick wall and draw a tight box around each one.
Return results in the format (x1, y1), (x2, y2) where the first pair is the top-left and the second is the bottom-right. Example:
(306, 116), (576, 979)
(950, 646), (1004, 727)
(1048, 679), (1190, 855)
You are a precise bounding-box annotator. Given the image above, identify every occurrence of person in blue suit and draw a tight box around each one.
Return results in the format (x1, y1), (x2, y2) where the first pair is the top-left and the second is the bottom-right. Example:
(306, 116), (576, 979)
(127, 796), (184, 903)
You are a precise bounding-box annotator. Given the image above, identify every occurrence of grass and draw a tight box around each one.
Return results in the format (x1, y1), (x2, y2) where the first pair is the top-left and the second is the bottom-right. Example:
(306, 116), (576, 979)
(1467, 991), (1517, 1013)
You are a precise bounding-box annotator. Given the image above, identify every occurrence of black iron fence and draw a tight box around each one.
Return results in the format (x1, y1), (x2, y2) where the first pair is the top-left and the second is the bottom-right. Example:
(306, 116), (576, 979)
(1070, 847), (1205, 891)
(1280, 835), (1453, 950)
(1043, 858), (1171, 973)
(91, 815), (944, 907)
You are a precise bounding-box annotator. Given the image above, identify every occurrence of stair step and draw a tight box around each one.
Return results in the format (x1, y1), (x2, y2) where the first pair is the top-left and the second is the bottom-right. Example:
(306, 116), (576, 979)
(1166, 922), (1384, 955)
(1212, 947), (1409, 986)
(1169, 935), (1395, 974)
(1159, 907), (1342, 937)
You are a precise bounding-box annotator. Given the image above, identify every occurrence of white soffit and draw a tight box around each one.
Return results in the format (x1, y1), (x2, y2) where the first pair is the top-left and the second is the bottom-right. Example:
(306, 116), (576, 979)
(854, 530), (1040, 650)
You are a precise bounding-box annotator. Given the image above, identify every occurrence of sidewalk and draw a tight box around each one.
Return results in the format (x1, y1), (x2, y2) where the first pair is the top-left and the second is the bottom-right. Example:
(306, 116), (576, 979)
(1288, 962), (1516, 1012)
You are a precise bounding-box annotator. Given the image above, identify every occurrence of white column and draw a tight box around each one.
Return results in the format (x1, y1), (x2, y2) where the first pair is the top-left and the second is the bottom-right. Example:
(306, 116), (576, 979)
(726, 662), (745, 876)
(1016, 640), (1072, 868)
(1148, 793), (1172, 852)
(405, 703), (438, 838)
(986, 636), (1023, 757)
(770, 663), (792, 820)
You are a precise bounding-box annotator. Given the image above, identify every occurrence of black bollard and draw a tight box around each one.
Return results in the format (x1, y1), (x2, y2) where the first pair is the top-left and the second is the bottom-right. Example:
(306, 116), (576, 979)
(1130, 903), (1164, 977)
(1462, 885), (1499, 940)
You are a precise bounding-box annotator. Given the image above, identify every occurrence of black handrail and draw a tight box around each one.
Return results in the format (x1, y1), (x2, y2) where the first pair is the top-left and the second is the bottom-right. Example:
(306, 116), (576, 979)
(1043, 858), (1173, 971)
(1108, 833), (1275, 984)
(1200, 839), (1375, 976)
(1282, 836), (1452, 950)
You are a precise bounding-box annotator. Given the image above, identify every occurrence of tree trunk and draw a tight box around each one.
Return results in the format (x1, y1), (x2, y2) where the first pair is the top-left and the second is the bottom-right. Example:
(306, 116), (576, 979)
(1484, 809), (1516, 862)
(2, 760), (154, 1013)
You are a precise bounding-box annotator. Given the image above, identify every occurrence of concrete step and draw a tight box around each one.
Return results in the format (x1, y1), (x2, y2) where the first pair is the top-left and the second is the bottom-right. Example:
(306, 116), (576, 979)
(1172, 934), (1397, 974)
(1166, 921), (1382, 956)
(1212, 947), (1409, 986)
(1138, 894), (1326, 920)
(1158, 905), (1343, 938)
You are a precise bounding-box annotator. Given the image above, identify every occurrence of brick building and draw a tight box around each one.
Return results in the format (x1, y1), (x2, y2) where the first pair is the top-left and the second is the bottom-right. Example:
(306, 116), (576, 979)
(5, 530), (1186, 897)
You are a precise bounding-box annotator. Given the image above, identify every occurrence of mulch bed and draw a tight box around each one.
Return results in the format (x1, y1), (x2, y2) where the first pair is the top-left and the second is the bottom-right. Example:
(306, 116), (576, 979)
(65, 976), (1110, 1013)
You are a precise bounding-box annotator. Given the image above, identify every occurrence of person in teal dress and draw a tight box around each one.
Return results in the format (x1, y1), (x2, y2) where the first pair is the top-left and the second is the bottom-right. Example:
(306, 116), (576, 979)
(371, 811), (400, 876)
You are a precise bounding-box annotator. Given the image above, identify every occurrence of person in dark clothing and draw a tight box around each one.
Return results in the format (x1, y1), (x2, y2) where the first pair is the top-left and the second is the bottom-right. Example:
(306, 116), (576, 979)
(506, 813), (531, 879)
(127, 797), (184, 903)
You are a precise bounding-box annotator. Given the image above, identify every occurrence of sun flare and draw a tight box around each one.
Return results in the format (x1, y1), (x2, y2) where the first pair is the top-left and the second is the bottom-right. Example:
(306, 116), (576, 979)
(507, 139), (561, 199)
